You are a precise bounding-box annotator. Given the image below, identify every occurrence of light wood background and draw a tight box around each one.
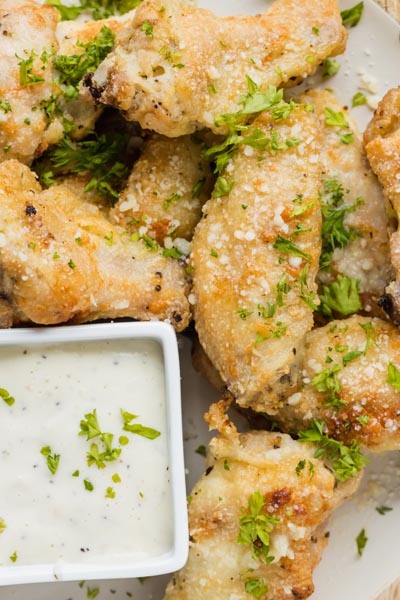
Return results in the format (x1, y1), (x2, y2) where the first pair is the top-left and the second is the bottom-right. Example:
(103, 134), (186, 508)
(368, 2), (399, 598)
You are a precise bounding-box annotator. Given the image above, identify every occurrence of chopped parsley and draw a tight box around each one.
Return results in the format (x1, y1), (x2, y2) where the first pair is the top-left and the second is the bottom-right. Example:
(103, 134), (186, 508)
(141, 20), (154, 37)
(311, 365), (344, 410)
(387, 362), (400, 391)
(273, 235), (311, 262)
(9, 551), (17, 563)
(40, 446), (61, 475)
(298, 419), (368, 481)
(79, 409), (121, 468)
(54, 26), (115, 100)
(376, 505), (393, 515)
(84, 479), (94, 492)
(47, 0), (143, 20)
(0, 100), (11, 113)
(212, 176), (235, 198)
(0, 518), (6, 534)
(320, 180), (362, 269)
(195, 445), (206, 457)
(352, 92), (367, 107)
(0, 388), (15, 406)
(244, 577), (268, 599)
(121, 409), (161, 440)
(322, 58), (340, 78)
(17, 51), (46, 86)
(203, 78), (298, 176)
(341, 2), (364, 27)
(319, 276), (362, 317)
(163, 192), (181, 210)
(342, 349), (363, 366)
(38, 132), (130, 201)
(296, 459), (306, 475)
(105, 486), (116, 499)
(356, 415), (370, 426)
(192, 177), (206, 198)
(237, 491), (279, 564)
(324, 107), (354, 144)
(356, 528), (368, 556)
(86, 586), (99, 598)
(236, 308), (253, 320)
(224, 459), (230, 471)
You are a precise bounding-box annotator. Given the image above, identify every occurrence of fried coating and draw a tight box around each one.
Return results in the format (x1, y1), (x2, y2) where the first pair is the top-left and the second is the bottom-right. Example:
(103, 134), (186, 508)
(300, 90), (392, 312)
(272, 315), (400, 452)
(364, 88), (400, 322)
(110, 134), (214, 246)
(164, 406), (360, 600)
(0, 0), (60, 164)
(84, 0), (347, 137)
(191, 105), (322, 414)
(0, 160), (190, 329)
(55, 12), (134, 140)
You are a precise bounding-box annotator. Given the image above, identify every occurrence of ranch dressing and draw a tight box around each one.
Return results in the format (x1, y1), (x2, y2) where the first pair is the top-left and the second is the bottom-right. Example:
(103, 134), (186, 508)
(0, 339), (172, 568)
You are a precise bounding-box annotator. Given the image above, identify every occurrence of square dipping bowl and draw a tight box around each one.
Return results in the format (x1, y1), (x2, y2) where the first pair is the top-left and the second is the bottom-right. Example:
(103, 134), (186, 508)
(0, 322), (188, 585)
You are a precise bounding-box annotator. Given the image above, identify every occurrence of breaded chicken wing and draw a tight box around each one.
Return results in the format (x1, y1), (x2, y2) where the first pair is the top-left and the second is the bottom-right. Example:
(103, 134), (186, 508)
(364, 88), (400, 322)
(110, 134), (214, 247)
(164, 405), (360, 600)
(0, 0), (60, 164)
(273, 315), (400, 452)
(84, 0), (347, 137)
(0, 160), (189, 329)
(300, 90), (392, 312)
(191, 105), (322, 414)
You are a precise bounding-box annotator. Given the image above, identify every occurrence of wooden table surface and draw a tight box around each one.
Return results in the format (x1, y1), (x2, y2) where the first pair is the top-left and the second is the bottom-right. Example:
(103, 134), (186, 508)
(364, 4), (399, 599)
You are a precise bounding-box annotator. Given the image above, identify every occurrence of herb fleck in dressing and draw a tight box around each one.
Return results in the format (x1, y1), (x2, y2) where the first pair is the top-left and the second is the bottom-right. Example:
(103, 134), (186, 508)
(0, 340), (172, 566)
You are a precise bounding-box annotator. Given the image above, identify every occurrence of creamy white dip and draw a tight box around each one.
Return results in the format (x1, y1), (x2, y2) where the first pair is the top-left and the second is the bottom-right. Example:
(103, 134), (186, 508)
(0, 339), (172, 567)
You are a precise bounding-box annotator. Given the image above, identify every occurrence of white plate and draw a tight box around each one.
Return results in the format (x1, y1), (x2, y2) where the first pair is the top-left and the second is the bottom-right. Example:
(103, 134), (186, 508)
(3, 1), (400, 599)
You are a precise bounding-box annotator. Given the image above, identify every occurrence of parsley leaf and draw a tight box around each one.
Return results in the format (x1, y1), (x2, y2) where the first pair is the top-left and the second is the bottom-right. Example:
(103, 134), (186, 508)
(40, 445), (61, 475)
(237, 491), (279, 564)
(45, 0), (82, 19)
(387, 362), (400, 391)
(311, 364), (343, 410)
(54, 26), (115, 98)
(0, 100), (12, 114)
(376, 505), (393, 515)
(298, 419), (368, 481)
(324, 107), (354, 145)
(273, 235), (311, 262)
(322, 58), (340, 78)
(356, 528), (368, 556)
(352, 92), (367, 107)
(47, 0), (143, 21)
(319, 275), (362, 317)
(244, 577), (268, 599)
(79, 409), (121, 468)
(195, 445), (206, 457)
(0, 388), (15, 406)
(341, 2), (364, 27)
(17, 51), (45, 86)
(0, 518), (6, 534)
(120, 409), (161, 440)
(40, 132), (130, 201)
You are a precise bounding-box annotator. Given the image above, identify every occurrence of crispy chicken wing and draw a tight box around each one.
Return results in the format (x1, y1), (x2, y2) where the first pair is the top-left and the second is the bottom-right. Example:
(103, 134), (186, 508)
(84, 0), (347, 137)
(110, 134), (214, 247)
(0, 0), (60, 164)
(191, 105), (322, 414)
(0, 160), (189, 329)
(300, 90), (392, 312)
(364, 88), (400, 322)
(164, 404), (360, 600)
(272, 315), (400, 452)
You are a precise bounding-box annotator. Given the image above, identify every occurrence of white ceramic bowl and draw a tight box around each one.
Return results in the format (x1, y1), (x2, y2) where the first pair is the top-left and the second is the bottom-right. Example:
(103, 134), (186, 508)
(0, 322), (188, 585)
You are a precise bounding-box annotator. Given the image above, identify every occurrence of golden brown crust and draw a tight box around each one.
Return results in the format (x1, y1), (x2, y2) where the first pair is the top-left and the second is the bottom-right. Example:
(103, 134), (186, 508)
(364, 88), (400, 321)
(164, 422), (360, 600)
(0, 0), (60, 164)
(300, 89), (392, 309)
(274, 315), (400, 452)
(86, 0), (347, 137)
(110, 134), (214, 245)
(0, 160), (190, 329)
(191, 105), (322, 413)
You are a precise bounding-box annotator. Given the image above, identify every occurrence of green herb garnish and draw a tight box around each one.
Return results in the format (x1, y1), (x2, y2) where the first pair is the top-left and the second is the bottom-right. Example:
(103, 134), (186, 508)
(237, 491), (279, 564)
(356, 528), (368, 556)
(40, 446), (61, 475)
(120, 409), (161, 440)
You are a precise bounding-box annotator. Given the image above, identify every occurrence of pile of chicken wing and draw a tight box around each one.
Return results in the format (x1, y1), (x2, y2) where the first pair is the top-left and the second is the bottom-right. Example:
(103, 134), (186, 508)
(1, 0), (400, 597)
